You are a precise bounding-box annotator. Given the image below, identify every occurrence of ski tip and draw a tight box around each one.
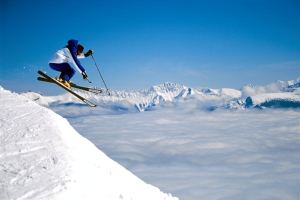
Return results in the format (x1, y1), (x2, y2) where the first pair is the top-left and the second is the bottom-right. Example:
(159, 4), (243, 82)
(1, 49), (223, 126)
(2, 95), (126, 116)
(83, 100), (97, 107)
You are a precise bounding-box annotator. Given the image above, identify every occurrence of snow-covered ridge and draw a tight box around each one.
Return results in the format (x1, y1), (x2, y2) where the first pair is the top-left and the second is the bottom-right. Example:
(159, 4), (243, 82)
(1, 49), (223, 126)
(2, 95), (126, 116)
(23, 78), (300, 111)
(241, 79), (300, 109)
(0, 87), (178, 200)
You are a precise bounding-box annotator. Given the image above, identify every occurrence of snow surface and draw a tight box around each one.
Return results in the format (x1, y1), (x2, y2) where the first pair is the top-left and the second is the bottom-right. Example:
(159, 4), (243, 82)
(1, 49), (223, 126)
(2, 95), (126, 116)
(0, 87), (178, 200)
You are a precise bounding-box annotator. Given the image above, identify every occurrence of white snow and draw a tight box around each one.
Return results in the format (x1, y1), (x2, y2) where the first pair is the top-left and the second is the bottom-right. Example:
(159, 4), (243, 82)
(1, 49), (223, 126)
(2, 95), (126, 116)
(0, 88), (178, 200)
(246, 92), (300, 105)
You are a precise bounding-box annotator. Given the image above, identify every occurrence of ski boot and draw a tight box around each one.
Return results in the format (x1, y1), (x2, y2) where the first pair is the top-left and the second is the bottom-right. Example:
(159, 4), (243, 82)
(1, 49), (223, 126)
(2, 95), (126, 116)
(55, 77), (71, 88)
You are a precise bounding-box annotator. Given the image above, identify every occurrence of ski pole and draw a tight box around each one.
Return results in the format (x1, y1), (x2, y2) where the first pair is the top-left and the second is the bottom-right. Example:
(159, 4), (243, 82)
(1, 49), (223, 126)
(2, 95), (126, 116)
(91, 55), (111, 95)
(85, 77), (92, 84)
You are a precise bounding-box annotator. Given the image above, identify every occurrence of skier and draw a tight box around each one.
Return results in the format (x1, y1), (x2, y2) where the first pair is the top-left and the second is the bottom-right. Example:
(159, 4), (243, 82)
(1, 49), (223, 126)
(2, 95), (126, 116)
(48, 39), (93, 88)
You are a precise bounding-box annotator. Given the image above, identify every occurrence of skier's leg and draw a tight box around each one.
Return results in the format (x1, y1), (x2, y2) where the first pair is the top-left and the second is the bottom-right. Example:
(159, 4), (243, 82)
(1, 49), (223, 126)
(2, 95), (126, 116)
(49, 63), (74, 81)
(65, 66), (75, 82)
(49, 63), (63, 72)
(49, 63), (74, 88)
(49, 63), (63, 81)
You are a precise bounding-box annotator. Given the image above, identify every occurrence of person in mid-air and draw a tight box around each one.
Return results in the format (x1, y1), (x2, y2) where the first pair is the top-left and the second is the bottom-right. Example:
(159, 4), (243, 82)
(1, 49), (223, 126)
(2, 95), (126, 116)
(49, 39), (93, 88)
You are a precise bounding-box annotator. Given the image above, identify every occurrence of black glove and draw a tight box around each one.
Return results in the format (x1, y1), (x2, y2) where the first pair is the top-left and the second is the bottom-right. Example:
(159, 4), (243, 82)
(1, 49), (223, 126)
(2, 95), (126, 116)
(82, 71), (88, 80)
(84, 49), (93, 57)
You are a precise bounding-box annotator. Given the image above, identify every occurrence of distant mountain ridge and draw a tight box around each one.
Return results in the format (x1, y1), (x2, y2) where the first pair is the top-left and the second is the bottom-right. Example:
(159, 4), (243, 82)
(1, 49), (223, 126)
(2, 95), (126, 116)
(21, 77), (300, 112)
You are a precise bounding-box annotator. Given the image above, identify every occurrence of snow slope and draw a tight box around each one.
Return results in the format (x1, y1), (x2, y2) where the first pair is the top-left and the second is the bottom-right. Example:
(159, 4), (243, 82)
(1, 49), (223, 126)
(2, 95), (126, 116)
(0, 86), (178, 200)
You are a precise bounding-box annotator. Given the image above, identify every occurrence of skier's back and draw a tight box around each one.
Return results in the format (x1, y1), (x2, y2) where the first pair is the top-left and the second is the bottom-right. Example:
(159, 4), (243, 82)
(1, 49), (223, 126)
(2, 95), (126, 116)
(49, 39), (93, 88)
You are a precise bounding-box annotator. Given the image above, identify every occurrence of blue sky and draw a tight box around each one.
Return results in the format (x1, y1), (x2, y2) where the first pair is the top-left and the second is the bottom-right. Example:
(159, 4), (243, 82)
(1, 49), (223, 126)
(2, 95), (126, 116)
(1, 0), (300, 94)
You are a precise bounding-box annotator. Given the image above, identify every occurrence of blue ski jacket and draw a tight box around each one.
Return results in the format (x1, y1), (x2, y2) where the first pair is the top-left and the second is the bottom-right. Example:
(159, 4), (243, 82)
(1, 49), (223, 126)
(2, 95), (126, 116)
(66, 39), (85, 73)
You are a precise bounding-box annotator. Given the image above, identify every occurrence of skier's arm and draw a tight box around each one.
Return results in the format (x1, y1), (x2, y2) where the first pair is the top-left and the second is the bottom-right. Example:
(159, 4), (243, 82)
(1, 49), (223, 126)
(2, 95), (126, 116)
(69, 46), (86, 73)
(77, 53), (85, 59)
(84, 50), (93, 57)
(77, 49), (93, 59)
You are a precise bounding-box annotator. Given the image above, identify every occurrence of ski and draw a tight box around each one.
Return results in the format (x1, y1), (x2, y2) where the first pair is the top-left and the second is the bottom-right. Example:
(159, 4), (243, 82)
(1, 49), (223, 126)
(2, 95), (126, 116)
(37, 76), (102, 94)
(37, 70), (97, 107)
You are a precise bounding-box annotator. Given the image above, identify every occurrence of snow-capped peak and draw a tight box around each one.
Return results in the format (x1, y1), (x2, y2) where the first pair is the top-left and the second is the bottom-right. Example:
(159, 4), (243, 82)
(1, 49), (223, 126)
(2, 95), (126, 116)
(149, 82), (185, 93)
